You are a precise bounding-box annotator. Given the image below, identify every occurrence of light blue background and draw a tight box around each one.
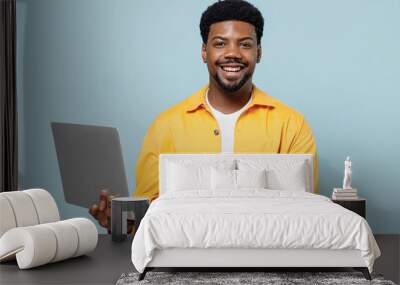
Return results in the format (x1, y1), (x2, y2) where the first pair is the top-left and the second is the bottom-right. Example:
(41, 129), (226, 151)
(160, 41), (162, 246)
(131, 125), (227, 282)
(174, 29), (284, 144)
(16, 0), (400, 233)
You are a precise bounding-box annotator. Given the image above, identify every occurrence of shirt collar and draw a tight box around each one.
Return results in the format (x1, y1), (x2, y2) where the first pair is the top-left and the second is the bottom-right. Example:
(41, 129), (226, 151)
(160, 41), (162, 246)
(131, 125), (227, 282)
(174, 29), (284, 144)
(185, 85), (276, 113)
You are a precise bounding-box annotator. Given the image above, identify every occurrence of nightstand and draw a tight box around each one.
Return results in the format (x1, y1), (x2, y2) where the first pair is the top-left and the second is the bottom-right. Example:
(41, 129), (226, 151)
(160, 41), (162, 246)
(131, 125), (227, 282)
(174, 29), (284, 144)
(332, 197), (366, 218)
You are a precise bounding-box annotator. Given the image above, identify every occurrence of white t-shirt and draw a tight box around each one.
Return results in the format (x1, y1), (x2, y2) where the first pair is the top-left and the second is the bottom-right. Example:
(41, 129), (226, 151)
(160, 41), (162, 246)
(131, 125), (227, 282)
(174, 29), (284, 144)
(206, 91), (252, 153)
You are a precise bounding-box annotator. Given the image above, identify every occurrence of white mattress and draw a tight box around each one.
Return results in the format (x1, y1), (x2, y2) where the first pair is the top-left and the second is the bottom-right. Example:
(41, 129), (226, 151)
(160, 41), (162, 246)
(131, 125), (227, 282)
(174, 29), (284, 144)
(131, 190), (380, 273)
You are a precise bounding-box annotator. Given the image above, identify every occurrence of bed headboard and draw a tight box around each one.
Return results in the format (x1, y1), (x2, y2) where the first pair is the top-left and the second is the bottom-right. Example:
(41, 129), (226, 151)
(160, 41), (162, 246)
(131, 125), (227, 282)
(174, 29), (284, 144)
(159, 153), (314, 194)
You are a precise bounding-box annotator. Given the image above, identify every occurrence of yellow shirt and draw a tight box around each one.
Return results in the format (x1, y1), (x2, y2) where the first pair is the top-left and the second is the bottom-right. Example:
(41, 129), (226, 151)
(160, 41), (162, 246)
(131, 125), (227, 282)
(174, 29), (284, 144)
(135, 85), (318, 201)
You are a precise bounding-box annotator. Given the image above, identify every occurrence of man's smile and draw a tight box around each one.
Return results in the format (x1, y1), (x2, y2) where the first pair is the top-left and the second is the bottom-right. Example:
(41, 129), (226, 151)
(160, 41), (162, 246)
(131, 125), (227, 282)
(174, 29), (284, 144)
(218, 63), (247, 80)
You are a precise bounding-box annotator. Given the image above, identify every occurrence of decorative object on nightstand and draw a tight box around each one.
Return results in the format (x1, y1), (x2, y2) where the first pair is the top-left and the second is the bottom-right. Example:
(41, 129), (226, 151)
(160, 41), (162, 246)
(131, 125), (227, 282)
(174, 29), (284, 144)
(111, 197), (149, 242)
(342, 156), (352, 190)
(332, 188), (358, 200)
(332, 198), (366, 218)
(332, 156), (358, 200)
(332, 156), (365, 218)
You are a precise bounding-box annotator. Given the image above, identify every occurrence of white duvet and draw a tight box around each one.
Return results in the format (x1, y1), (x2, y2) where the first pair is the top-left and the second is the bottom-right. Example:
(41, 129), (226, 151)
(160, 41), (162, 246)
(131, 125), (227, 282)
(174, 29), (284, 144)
(131, 190), (380, 273)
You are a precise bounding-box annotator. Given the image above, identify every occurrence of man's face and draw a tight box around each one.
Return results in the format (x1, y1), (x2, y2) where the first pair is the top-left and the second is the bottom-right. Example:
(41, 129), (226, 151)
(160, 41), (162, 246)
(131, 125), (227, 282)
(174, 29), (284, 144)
(202, 20), (261, 93)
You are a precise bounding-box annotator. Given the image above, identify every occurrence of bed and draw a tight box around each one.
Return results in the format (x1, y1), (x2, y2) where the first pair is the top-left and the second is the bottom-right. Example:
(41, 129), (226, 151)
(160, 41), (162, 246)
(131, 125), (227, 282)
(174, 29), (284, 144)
(131, 154), (380, 281)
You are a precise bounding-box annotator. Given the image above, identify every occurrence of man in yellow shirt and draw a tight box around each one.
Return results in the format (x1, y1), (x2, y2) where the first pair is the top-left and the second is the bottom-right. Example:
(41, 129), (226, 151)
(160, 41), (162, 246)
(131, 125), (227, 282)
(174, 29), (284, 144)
(135, 0), (318, 201)
(90, 0), (318, 229)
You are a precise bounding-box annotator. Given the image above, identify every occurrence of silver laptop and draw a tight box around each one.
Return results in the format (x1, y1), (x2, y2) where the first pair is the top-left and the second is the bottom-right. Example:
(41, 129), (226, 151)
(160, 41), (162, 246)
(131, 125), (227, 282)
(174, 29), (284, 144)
(51, 122), (130, 208)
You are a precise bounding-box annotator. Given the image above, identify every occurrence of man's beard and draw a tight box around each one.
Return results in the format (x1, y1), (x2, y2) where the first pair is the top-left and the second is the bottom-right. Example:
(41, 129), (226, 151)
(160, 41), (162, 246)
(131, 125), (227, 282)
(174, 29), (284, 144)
(213, 71), (252, 93)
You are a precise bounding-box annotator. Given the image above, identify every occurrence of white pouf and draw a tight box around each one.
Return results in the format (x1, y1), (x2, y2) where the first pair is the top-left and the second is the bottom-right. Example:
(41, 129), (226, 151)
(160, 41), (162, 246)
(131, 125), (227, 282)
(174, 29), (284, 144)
(0, 189), (98, 269)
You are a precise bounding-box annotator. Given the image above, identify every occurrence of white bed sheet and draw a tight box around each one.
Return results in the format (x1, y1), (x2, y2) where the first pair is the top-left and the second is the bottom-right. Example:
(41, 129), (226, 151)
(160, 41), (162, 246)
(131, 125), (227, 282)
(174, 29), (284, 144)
(131, 190), (380, 273)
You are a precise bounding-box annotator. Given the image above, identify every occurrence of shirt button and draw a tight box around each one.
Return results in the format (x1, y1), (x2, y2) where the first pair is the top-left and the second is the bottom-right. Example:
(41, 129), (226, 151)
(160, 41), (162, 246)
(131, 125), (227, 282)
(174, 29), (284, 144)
(213, 129), (219, 136)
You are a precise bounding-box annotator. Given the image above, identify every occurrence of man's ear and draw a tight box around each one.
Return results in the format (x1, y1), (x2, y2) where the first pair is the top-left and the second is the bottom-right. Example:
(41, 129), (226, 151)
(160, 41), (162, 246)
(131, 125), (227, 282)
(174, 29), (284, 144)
(201, 43), (207, 63)
(256, 46), (262, 63)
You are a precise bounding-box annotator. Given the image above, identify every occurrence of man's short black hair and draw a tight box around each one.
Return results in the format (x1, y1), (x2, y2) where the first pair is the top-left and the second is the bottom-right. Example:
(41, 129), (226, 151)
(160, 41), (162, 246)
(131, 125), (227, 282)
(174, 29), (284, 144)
(200, 0), (264, 45)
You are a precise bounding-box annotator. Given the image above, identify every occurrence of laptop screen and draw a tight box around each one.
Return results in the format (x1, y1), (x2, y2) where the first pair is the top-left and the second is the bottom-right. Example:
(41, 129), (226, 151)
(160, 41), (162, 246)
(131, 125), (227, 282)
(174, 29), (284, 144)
(51, 122), (130, 208)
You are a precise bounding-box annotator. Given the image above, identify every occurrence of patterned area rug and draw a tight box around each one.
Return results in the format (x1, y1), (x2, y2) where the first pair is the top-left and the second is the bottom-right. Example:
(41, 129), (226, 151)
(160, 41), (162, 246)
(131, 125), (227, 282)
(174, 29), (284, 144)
(116, 271), (396, 285)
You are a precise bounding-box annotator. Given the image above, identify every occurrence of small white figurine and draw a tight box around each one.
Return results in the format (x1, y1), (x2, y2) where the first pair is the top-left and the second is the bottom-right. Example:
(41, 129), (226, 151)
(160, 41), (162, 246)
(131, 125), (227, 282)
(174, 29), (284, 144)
(342, 156), (352, 190)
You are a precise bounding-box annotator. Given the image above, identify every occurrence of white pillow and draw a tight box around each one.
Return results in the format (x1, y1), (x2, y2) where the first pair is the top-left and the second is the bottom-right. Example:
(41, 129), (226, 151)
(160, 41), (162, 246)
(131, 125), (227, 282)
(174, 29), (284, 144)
(211, 168), (236, 190)
(211, 168), (268, 190)
(266, 163), (307, 191)
(166, 160), (235, 192)
(237, 159), (308, 191)
(236, 169), (267, 189)
(167, 162), (210, 191)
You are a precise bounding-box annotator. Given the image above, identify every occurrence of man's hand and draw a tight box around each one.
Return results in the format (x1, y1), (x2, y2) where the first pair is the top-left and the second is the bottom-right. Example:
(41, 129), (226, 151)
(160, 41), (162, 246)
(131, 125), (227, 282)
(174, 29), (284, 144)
(89, 190), (134, 234)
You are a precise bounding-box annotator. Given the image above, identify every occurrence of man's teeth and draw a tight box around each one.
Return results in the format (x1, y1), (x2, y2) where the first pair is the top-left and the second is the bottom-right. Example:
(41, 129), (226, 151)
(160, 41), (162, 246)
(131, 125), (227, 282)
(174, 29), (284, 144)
(221, 66), (242, 72)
